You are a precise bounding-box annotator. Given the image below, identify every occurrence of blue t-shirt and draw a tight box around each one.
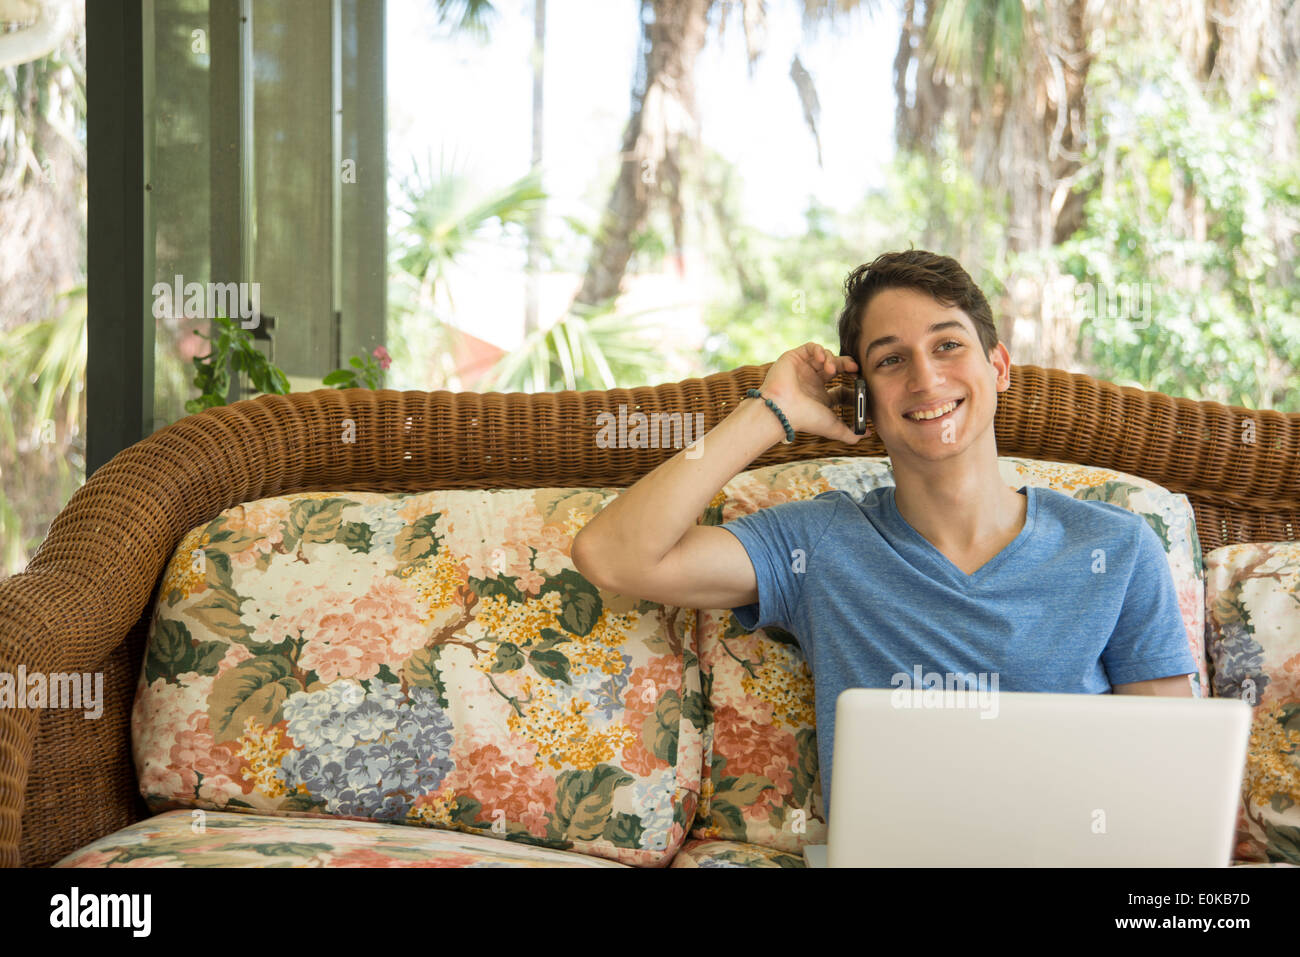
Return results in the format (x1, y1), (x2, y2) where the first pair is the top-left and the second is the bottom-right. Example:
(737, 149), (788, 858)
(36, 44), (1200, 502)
(719, 484), (1197, 818)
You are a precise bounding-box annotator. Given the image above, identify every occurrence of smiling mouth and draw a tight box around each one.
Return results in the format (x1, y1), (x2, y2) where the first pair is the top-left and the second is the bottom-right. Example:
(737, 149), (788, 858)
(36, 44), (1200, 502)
(904, 398), (964, 423)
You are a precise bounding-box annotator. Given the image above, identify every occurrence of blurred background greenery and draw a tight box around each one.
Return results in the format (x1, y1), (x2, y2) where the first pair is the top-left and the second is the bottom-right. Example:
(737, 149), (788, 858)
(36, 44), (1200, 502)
(2, 0), (1298, 575)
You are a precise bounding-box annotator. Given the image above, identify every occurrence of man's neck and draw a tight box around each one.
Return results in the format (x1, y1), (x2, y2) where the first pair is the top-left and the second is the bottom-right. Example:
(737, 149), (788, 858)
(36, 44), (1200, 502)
(891, 454), (1027, 555)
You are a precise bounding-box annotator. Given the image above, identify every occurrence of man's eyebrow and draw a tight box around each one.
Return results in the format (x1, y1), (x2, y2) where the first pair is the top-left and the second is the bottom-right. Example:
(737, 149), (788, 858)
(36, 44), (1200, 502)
(862, 320), (969, 360)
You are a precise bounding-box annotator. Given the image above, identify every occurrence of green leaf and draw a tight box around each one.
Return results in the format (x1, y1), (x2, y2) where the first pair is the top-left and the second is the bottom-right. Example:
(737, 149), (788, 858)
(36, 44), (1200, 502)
(645, 690), (680, 763)
(528, 647), (572, 683)
(549, 764), (633, 843)
(450, 796), (483, 829)
(187, 586), (252, 644)
(394, 513), (442, 566)
(602, 812), (646, 848)
(334, 521), (374, 553)
(538, 568), (603, 637)
(533, 627), (571, 651)
(322, 369), (353, 386)
(712, 773), (775, 809)
(681, 689), (709, 729)
(468, 573), (525, 606)
(208, 655), (302, 742)
(144, 619), (227, 685)
(283, 499), (351, 551)
(791, 729), (819, 807)
(402, 645), (449, 708)
(491, 642), (525, 673)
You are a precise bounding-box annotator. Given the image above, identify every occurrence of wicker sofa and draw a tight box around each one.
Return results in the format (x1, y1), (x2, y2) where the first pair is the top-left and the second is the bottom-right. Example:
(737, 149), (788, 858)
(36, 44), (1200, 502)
(2, 363), (1298, 867)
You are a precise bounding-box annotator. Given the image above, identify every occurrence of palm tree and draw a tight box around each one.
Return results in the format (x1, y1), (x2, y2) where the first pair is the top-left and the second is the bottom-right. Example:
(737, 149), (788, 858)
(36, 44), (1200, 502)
(574, 0), (879, 311)
(388, 153), (546, 390)
(574, 0), (715, 308)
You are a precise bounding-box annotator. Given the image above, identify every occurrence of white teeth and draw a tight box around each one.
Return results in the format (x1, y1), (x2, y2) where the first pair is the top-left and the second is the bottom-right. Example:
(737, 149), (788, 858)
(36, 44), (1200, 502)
(906, 400), (959, 421)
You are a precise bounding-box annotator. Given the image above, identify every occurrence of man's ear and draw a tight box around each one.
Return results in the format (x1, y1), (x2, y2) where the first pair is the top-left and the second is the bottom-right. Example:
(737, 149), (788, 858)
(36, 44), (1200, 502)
(989, 342), (1012, 392)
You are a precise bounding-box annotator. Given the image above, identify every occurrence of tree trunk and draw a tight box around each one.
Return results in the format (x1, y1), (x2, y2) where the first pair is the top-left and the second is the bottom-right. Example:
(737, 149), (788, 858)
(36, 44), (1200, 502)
(574, 0), (713, 308)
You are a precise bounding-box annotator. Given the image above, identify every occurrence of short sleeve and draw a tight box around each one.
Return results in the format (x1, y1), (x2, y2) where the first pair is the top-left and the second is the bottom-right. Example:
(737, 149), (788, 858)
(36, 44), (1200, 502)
(717, 493), (841, 637)
(1100, 518), (1198, 687)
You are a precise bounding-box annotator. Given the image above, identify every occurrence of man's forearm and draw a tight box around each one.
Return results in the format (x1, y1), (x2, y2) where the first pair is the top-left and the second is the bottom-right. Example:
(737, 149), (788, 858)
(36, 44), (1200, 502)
(574, 396), (787, 582)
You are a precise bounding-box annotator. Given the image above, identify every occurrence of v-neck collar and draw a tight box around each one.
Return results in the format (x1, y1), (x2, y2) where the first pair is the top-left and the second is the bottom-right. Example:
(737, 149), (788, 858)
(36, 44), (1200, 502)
(881, 485), (1037, 587)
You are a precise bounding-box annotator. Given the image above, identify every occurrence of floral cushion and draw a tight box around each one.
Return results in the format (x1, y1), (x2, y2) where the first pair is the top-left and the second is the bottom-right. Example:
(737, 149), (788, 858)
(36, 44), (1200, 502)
(1204, 541), (1300, 865)
(690, 455), (1208, 851)
(55, 810), (631, 867)
(133, 488), (705, 868)
(668, 837), (805, 868)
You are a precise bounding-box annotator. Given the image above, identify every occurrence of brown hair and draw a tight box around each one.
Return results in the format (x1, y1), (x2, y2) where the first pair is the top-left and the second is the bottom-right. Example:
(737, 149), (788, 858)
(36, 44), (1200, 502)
(837, 250), (998, 369)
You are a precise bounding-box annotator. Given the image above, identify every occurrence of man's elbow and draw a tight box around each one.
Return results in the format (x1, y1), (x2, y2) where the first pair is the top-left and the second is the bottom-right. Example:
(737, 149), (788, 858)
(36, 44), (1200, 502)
(571, 530), (612, 590)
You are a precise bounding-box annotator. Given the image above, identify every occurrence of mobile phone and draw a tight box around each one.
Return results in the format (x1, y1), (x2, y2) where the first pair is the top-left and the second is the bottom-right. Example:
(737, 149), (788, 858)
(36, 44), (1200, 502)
(854, 377), (870, 434)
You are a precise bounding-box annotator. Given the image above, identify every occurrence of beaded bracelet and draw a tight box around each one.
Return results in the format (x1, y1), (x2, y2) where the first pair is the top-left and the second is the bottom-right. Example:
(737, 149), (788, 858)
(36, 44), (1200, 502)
(745, 388), (795, 444)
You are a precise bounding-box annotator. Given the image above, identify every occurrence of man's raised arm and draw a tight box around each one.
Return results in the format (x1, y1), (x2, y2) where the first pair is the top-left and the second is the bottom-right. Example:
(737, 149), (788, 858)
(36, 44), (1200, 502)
(571, 344), (865, 610)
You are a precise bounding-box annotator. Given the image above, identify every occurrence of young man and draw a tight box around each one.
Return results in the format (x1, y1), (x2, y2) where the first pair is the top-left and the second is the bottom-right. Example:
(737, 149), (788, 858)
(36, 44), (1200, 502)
(572, 249), (1197, 818)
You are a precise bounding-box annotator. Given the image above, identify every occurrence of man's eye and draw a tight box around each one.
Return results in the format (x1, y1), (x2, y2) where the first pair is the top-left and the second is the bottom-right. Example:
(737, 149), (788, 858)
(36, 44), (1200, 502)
(877, 341), (963, 368)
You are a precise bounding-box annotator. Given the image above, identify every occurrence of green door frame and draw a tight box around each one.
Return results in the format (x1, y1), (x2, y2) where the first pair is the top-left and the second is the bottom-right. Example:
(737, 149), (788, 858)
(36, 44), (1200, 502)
(86, 0), (153, 477)
(86, 0), (386, 476)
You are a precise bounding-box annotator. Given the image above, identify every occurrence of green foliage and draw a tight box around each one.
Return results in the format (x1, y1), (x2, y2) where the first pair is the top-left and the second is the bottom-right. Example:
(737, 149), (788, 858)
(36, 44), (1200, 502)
(701, 134), (1008, 371)
(1051, 41), (1300, 409)
(185, 315), (291, 414)
(386, 154), (546, 390)
(0, 285), (86, 574)
(322, 346), (391, 390)
(480, 301), (664, 393)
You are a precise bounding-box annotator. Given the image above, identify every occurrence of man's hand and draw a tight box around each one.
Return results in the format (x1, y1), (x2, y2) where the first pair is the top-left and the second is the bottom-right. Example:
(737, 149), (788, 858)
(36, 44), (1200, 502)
(758, 342), (867, 445)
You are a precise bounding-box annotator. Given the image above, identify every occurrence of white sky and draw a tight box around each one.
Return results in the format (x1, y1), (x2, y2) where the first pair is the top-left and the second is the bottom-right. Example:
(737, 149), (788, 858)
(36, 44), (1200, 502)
(385, 0), (899, 356)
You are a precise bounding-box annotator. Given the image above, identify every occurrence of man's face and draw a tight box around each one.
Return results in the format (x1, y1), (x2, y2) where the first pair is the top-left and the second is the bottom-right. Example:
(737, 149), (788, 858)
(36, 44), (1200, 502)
(855, 287), (1010, 465)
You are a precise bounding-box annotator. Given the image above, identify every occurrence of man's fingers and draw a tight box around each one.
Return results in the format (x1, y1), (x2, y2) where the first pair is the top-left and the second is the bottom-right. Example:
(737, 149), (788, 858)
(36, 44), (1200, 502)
(827, 383), (854, 407)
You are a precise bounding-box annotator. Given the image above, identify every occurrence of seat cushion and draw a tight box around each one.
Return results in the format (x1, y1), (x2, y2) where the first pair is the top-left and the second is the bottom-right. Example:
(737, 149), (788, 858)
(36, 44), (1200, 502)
(54, 810), (631, 867)
(1204, 541), (1300, 865)
(691, 455), (1208, 851)
(668, 837), (805, 867)
(134, 487), (704, 867)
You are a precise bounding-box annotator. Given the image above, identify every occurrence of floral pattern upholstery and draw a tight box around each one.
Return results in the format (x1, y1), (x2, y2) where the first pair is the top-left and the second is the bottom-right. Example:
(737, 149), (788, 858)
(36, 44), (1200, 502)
(1205, 541), (1300, 865)
(131, 488), (704, 867)
(54, 810), (631, 867)
(690, 455), (1209, 851)
(669, 837), (806, 868)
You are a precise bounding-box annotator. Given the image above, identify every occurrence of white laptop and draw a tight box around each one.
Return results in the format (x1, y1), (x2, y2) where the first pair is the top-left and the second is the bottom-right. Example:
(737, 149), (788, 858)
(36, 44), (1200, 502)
(803, 688), (1252, 867)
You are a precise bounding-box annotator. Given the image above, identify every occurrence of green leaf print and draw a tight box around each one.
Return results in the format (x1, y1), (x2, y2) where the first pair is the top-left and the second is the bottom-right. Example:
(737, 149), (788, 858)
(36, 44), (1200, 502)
(208, 655), (302, 741)
(490, 642), (526, 673)
(602, 812), (646, 848)
(282, 498), (352, 552)
(528, 647), (572, 683)
(393, 512), (443, 566)
(402, 645), (449, 708)
(791, 729), (819, 808)
(550, 764), (633, 842)
(646, 690), (681, 763)
(334, 521), (374, 553)
(144, 619), (226, 685)
(538, 568), (603, 637)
